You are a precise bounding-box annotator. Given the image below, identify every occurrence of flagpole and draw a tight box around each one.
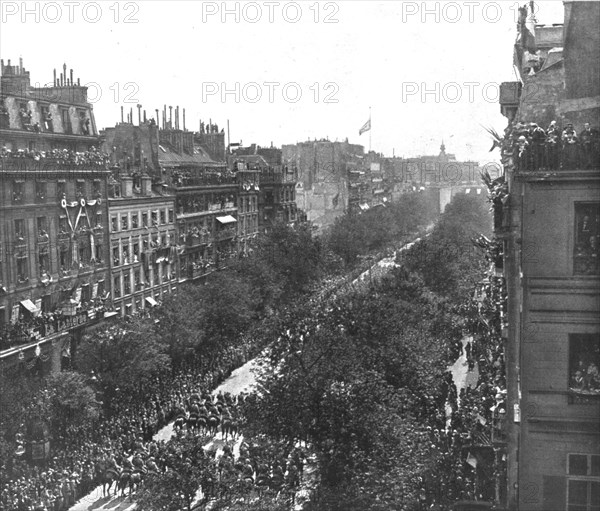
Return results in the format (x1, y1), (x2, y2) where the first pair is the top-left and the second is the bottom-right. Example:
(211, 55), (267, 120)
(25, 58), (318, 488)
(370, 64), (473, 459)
(369, 106), (372, 153)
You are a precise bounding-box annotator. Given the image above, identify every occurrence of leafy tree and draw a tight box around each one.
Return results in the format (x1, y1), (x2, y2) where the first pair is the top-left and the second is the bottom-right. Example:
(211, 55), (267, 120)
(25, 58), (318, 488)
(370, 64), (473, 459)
(76, 315), (170, 399)
(44, 371), (100, 432)
(155, 284), (205, 368)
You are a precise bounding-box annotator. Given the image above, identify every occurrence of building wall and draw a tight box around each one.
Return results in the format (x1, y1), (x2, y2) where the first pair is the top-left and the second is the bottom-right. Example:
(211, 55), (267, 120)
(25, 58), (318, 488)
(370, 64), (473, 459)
(108, 193), (176, 317)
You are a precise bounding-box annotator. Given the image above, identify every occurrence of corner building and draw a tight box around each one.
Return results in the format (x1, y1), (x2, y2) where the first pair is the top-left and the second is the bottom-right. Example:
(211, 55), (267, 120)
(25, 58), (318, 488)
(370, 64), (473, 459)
(0, 60), (112, 375)
(497, 3), (600, 510)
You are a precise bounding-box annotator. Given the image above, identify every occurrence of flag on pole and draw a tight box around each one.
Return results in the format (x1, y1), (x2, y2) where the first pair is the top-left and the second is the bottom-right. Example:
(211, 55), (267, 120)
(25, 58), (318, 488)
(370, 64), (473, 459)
(359, 119), (371, 136)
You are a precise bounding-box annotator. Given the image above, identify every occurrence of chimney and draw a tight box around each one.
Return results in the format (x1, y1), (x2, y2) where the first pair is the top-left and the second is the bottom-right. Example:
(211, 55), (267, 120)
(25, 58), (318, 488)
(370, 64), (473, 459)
(63, 63), (67, 85)
(121, 106), (124, 123)
(137, 104), (141, 125)
(77, 78), (80, 86)
(60, 73), (64, 86)
(70, 68), (73, 85)
(19, 57), (23, 71)
(53, 68), (57, 86)
(143, 110), (147, 123)
(169, 106), (173, 129)
(130, 107), (133, 124)
(141, 174), (152, 196)
(121, 176), (133, 197)
(183, 108), (186, 131)
(155, 108), (159, 125)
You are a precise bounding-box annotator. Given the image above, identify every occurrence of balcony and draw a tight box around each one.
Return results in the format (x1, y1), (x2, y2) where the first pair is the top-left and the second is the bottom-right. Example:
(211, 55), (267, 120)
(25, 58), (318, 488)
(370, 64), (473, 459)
(0, 149), (109, 172)
(509, 122), (599, 173)
(171, 170), (237, 187)
(0, 301), (108, 353)
(217, 228), (236, 241)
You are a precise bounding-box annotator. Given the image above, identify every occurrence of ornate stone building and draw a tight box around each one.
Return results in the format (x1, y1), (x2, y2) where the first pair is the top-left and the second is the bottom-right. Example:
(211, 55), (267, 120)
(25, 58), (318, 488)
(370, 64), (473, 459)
(0, 59), (112, 374)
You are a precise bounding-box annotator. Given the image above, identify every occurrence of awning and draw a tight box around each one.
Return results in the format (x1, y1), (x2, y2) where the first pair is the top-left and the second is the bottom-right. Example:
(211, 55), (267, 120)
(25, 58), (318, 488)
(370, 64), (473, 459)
(216, 215), (237, 225)
(145, 296), (158, 307)
(359, 203), (370, 211)
(21, 299), (40, 315)
(104, 311), (118, 318)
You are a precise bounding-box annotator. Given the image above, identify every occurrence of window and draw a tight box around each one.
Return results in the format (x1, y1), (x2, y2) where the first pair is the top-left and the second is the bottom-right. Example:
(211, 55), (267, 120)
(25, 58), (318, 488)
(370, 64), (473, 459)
(57, 181), (66, 199)
(14, 219), (26, 242)
(97, 280), (105, 298)
(123, 271), (131, 295)
(121, 214), (129, 231)
(132, 242), (140, 261)
(569, 334), (600, 401)
(38, 246), (49, 275)
(168, 209), (174, 223)
(59, 216), (69, 235)
(59, 246), (70, 271)
(94, 242), (103, 263)
(567, 454), (600, 511)
(76, 180), (85, 198)
(37, 217), (48, 238)
(131, 212), (139, 229)
(12, 181), (24, 203)
(36, 181), (46, 202)
(113, 246), (120, 267)
(61, 108), (71, 134)
(111, 215), (118, 232)
(151, 210), (158, 225)
(134, 269), (142, 291)
(574, 203), (600, 276)
(160, 209), (166, 225)
(142, 212), (148, 228)
(16, 255), (28, 283)
(81, 284), (91, 303)
(78, 238), (90, 266)
(113, 275), (121, 298)
(95, 211), (102, 229)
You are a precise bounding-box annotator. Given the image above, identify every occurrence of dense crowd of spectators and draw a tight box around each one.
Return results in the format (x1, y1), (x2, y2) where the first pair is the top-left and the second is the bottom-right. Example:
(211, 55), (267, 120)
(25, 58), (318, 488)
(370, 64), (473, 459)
(0, 339), (256, 511)
(510, 121), (600, 171)
(0, 147), (109, 168)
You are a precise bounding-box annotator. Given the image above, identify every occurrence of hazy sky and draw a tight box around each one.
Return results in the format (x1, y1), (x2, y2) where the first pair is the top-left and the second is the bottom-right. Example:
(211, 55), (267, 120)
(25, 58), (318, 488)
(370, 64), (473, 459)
(0, 1), (565, 162)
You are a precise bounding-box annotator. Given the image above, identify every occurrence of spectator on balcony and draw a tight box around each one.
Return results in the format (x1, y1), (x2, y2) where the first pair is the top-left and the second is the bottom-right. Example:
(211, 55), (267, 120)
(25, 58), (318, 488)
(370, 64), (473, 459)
(528, 123), (546, 170)
(580, 123), (594, 169)
(546, 121), (561, 170)
(562, 131), (579, 170)
(515, 136), (530, 171)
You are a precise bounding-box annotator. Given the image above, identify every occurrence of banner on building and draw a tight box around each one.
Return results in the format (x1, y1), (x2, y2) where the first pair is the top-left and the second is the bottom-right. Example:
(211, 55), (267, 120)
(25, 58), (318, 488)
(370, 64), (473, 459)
(73, 287), (82, 304)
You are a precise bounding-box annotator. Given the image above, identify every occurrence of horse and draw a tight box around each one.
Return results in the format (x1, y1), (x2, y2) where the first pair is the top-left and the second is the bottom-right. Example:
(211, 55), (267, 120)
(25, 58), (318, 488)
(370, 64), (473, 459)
(207, 414), (220, 436)
(186, 413), (198, 433)
(118, 469), (136, 496)
(95, 461), (120, 497)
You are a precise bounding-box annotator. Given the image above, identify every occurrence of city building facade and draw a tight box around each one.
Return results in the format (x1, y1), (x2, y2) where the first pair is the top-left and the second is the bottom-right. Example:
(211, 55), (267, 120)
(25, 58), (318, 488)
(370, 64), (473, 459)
(107, 173), (176, 317)
(498, 2), (600, 510)
(0, 59), (112, 374)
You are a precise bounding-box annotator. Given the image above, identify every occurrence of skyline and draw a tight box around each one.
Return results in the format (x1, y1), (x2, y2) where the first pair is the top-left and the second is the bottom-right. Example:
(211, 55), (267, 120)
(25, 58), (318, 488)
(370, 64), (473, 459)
(1, 1), (566, 162)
